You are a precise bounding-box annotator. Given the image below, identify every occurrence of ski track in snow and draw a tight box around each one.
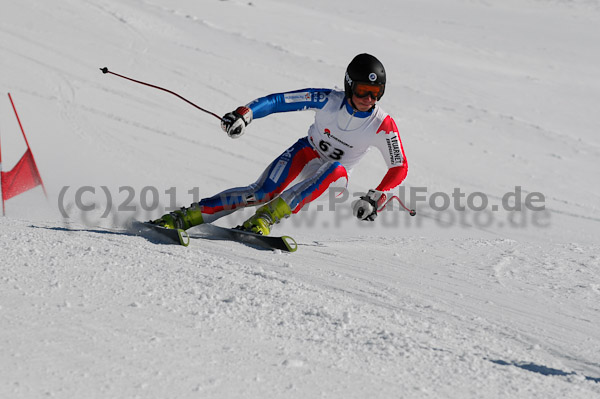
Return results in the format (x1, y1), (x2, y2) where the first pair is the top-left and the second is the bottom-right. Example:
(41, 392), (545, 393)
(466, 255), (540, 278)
(2, 0), (600, 397)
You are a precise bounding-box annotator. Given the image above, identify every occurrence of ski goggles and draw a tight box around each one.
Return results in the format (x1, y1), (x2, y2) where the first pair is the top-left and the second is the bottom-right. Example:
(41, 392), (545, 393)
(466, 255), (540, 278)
(352, 82), (384, 100)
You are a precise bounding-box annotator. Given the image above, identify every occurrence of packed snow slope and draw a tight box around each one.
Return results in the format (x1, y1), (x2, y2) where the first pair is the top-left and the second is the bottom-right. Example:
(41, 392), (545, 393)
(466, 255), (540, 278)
(1, 0), (600, 398)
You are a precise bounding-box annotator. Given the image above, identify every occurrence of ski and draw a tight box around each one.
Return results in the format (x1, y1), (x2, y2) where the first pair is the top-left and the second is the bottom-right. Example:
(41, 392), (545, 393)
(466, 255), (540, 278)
(132, 221), (297, 252)
(201, 224), (298, 253)
(132, 221), (190, 246)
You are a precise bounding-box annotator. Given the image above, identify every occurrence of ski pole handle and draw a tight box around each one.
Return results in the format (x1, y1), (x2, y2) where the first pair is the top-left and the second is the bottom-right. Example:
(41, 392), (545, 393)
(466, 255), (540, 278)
(100, 67), (222, 121)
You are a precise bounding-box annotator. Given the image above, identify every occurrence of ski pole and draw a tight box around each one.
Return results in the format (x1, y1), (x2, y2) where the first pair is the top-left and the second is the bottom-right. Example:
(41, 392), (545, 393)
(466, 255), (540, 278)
(378, 195), (417, 216)
(99, 67), (222, 121)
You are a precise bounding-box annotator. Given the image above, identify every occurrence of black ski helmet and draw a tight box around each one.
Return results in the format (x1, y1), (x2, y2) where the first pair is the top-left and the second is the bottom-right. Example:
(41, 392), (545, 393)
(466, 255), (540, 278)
(344, 53), (386, 100)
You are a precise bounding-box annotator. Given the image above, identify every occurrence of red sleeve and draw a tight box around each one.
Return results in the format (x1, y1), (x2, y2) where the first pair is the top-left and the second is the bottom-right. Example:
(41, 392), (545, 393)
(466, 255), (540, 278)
(376, 164), (408, 192)
(374, 115), (408, 191)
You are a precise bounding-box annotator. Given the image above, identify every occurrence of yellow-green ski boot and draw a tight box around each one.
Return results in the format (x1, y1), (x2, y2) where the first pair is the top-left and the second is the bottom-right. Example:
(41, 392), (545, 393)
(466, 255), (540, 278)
(240, 197), (292, 235)
(151, 203), (204, 230)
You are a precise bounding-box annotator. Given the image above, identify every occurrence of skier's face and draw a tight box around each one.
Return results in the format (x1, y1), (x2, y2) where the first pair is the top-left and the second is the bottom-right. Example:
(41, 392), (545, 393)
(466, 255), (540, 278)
(351, 93), (377, 112)
(350, 82), (383, 112)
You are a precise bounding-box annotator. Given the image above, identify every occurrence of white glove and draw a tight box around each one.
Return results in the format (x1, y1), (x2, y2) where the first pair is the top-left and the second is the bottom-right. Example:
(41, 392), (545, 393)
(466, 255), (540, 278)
(352, 190), (386, 221)
(221, 106), (253, 138)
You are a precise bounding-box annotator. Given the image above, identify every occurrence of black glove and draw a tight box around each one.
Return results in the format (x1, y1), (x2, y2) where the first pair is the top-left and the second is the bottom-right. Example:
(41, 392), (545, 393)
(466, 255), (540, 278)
(352, 190), (386, 221)
(221, 106), (253, 138)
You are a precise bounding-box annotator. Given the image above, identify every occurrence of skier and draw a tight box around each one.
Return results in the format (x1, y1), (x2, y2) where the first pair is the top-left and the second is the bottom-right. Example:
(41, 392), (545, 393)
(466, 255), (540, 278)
(151, 53), (408, 235)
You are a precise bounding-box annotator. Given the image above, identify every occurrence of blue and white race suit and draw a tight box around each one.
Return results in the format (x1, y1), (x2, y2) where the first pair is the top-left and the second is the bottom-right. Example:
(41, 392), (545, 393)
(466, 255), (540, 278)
(199, 89), (408, 223)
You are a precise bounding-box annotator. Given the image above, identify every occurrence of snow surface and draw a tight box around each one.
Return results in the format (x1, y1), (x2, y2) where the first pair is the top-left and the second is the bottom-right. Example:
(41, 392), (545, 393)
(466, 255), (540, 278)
(1, 0), (600, 397)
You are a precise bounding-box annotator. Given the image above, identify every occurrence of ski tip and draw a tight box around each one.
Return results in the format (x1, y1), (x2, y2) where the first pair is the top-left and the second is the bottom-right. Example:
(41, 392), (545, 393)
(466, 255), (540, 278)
(133, 220), (190, 247)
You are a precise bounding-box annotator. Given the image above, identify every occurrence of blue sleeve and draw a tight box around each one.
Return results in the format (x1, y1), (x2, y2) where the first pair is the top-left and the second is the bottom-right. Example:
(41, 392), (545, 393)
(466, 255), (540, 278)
(246, 88), (332, 119)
